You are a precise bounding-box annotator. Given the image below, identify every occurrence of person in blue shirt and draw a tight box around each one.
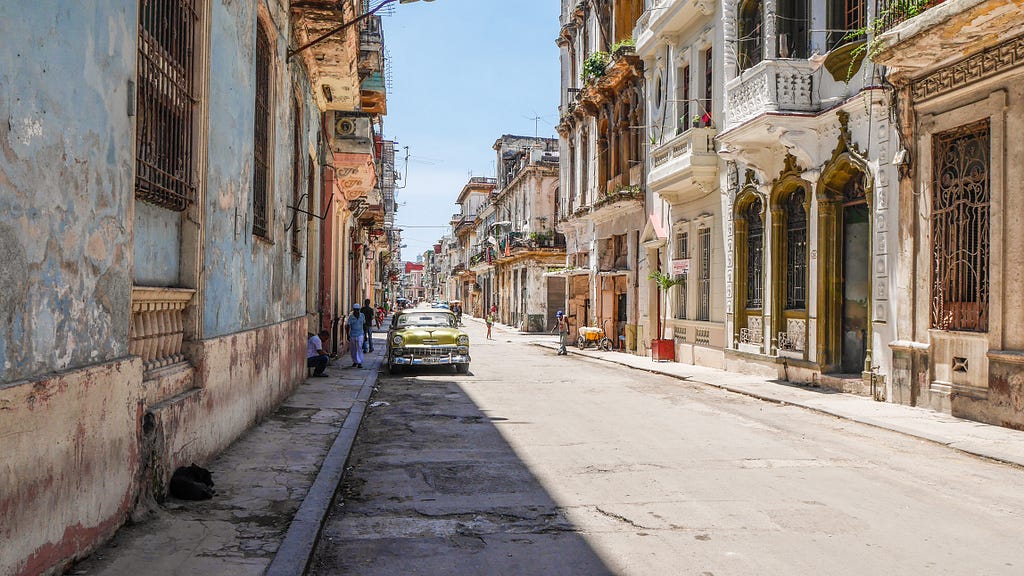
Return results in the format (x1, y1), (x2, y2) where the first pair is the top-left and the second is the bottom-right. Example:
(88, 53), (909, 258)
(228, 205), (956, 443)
(347, 304), (365, 368)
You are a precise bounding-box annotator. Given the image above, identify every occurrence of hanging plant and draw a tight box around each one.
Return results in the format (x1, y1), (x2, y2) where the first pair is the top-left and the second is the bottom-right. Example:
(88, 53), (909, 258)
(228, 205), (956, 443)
(581, 51), (611, 83)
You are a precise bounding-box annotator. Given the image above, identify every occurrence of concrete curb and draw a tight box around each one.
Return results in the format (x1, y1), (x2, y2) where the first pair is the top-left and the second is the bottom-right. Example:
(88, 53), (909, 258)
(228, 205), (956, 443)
(265, 355), (380, 576)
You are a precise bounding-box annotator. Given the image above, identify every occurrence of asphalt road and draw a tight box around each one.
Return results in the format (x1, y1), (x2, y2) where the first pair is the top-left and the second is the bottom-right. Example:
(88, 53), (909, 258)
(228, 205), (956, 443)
(308, 317), (1024, 576)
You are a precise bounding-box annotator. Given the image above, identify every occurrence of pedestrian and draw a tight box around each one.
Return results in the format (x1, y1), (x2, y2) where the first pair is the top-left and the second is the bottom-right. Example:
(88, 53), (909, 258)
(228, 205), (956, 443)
(306, 330), (331, 377)
(361, 298), (374, 353)
(485, 312), (494, 340)
(552, 310), (569, 355)
(347, 304), (365, 368)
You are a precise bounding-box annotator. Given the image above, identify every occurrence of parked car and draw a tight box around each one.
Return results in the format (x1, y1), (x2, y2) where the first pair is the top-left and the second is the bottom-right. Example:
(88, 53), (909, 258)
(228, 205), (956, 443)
(385, 309), (470, 374)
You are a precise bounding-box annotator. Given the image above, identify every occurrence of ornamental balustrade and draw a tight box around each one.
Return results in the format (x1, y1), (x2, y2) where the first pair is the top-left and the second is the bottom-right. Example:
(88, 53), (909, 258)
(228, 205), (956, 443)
(725, 60), (819, 129)
(130, 287), (195, 375)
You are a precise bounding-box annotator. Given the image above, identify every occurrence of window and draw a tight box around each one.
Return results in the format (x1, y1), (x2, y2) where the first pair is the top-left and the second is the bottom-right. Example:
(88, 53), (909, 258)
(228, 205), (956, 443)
(677, 64), (691, 133)
(737, 0), (763, 71)
(613, 234), (628, 269)
(252, 23), (272, 238)
(785, 190), (807, 309)
(135, 0), (200, 212)
(931, 119), (990, 332)
(745, 199), (764, 309)
(675, 232), (689, 319)
(777, 0), (809, 58)
(828, 0), (866, 48)
(697, 227), (711, 321)
(702, 48), (713, 127)
(291, 99), (302, 255)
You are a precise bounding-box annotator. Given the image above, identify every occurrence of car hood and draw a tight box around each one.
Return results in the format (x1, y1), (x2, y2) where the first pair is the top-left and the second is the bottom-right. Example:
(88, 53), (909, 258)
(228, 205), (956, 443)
(395, 327), (466, 345)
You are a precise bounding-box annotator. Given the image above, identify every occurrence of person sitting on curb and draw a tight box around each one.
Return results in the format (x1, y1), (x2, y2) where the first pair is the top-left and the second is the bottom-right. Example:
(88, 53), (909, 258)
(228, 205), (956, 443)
(307, 330), (331, 377)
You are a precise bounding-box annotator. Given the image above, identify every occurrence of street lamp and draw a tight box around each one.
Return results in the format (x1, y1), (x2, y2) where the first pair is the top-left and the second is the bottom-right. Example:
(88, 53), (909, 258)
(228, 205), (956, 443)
(289, 0), (435, 60)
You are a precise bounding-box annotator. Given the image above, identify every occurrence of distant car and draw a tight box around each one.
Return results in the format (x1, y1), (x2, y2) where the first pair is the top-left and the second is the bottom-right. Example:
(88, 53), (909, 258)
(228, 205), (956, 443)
(385, 309), (470, 374)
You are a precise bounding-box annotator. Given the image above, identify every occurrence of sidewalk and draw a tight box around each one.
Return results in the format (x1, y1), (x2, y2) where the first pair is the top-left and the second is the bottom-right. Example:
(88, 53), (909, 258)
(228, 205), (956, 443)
(66, 339), (384, 576)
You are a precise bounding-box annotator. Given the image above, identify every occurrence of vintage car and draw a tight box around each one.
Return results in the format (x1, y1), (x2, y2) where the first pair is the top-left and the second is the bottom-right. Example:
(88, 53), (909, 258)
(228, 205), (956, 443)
(385, 309), (470, 374)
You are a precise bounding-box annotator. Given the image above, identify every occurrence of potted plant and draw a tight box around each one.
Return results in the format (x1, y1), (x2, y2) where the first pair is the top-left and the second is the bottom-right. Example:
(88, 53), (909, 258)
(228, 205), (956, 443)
(648, 270), (683, 361)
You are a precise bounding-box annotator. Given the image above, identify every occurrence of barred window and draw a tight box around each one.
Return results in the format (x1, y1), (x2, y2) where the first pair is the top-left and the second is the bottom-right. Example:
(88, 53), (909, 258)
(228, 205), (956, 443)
(931, 120), (990, 332)
(745, 199), (764, 309)
(135, 0), (199, 212)
(697, 227), (711, 321)
(291, 99), (302, 255)
(675, 232), (688, 320)
(785, 189), (807, 310)
(252, 23), (272, 238)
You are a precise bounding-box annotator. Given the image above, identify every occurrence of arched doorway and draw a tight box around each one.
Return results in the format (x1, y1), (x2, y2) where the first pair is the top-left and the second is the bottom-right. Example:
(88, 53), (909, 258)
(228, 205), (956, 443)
(733, 189), (766, 350)
(817, 157), (870, 374)
(769, 167), (811, 359)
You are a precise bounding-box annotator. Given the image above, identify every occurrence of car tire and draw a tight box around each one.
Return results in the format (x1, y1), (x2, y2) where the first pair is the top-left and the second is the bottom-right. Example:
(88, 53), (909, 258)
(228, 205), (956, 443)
(387, 363), (401, 375)
(456, 363), (469, 374)
(577, 336), (586, 349)
(599, 338), (613, 351)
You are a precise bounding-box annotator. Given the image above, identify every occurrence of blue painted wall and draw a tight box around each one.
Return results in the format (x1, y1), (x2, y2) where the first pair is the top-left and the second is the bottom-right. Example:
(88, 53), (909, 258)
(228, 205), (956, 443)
(201, 1), (315, 338)
(0, 1), (135, 383)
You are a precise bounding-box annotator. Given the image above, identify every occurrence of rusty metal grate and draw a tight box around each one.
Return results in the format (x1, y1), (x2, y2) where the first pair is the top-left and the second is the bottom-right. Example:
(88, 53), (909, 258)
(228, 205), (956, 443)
(135, 0), (199, 212)
(931, 119), (990, 332)
(745, 198), (764, 309)
(786, 189), (807, 310)
(252, 24), (272, 238)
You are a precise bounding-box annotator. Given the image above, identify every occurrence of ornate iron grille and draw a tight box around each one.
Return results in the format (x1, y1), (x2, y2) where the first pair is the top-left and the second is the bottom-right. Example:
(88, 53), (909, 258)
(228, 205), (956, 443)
(252, 25), (271, 238)
(291, 99), (302, 255)
(675, 232), (688, 319)
(786, 189), (807, 309)
(745, 199), (764, 309)
(697, 227), (711, 321)
(135, 0), (199, 212)
(931, 119), (990, 332)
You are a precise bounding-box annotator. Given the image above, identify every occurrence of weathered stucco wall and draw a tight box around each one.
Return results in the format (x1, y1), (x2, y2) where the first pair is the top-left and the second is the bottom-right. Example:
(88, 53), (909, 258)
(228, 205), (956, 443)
(0, 358), (144, 576)
(0, 1), (135, 383)
(202, 0), (312, 338)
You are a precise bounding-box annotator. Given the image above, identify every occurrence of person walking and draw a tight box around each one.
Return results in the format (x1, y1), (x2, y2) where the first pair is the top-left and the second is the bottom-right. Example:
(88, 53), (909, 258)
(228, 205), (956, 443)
(347, 304), (365, 368)
(485, 312), (494, 340)
(361, 298), (375, 353)
(553, 310), (570, 355)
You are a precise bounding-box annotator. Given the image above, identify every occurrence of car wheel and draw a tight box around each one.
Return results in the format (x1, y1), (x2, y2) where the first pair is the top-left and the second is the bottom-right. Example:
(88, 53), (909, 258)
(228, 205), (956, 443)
(387, 363), (401, 375)
(456, 363), (469, 374)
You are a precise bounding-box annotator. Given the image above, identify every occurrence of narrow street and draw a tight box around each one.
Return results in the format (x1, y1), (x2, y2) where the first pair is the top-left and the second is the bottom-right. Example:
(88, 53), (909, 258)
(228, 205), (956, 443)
(309, 319), (1024, 576)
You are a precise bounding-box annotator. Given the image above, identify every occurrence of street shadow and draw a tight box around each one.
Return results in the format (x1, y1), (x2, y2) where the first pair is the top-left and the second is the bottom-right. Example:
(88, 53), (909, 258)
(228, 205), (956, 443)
(308, 368), (617, 576)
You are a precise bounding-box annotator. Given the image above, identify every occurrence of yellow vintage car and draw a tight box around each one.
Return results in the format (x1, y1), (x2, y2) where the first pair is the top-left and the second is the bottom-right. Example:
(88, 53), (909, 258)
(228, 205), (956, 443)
(385, 309), (470, 374)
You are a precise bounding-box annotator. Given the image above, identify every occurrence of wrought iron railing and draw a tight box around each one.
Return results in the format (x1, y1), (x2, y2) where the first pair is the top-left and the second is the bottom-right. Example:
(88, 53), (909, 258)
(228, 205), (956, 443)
(877, 0), (946, 33)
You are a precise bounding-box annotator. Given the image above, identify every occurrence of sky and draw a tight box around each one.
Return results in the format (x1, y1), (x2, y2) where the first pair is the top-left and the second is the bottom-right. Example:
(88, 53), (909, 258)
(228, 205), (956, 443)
(382, 0), (562, 260)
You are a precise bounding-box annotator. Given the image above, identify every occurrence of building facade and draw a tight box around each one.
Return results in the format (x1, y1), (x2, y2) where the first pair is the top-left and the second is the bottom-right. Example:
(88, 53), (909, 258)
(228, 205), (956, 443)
(873, 0), (1024, 427)
(556, 0), (647, 351)
(635, 0), (727, 367)
(0, 1), (397, 574)
(489, 136), (564, 332)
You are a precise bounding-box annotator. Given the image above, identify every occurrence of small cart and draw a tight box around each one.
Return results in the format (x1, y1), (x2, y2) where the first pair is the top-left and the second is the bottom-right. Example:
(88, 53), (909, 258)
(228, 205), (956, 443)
(577, 326), (613, 351)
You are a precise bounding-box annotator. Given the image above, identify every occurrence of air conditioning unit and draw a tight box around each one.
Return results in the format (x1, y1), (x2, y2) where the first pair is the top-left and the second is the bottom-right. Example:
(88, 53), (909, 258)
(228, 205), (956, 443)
(329, 112), (373, 155)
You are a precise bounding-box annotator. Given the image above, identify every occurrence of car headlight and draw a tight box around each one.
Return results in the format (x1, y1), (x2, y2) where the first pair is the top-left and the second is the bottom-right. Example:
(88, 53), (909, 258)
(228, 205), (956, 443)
(392, 335), (404, 346)
(457, 335), (469, 346)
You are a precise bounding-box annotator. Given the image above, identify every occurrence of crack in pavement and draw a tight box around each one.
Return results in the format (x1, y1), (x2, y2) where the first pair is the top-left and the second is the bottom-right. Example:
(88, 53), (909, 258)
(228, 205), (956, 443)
(594, 506), (656, 531)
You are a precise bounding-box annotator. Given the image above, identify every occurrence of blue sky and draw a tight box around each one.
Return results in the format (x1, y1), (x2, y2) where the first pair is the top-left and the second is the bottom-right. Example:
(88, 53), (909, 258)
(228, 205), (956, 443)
(384, 0), (561, 259)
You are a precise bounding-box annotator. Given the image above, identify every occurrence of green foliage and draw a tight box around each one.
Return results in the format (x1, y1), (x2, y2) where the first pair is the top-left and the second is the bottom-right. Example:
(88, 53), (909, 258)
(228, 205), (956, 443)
(843, 0), (931, 63)
(611, 38), (636, 54)
(581, 51), (611, 82)
(648, 270), (683, 292)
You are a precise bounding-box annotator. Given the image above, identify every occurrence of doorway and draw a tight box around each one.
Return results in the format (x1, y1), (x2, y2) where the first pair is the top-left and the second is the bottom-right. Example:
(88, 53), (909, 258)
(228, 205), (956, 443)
(841, 202), (869, 373)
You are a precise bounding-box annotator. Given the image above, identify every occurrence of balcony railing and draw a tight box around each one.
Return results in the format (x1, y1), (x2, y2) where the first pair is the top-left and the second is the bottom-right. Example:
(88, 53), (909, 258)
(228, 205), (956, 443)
(725, 59), (819, 129)
(877, 0), (946, 33)
(130, 287), (194, 375)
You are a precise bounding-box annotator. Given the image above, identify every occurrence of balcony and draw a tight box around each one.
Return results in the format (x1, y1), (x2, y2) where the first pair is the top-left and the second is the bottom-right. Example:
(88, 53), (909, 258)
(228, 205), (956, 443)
(873, 0), (1023, 80)
(633, 0), (716, 54)
(358, 15), (383, 77)
(360, 71), (387, 115)
(582, 185), (643, 224)
(648, 127), (719, 204)
(724, 59), (819, 130)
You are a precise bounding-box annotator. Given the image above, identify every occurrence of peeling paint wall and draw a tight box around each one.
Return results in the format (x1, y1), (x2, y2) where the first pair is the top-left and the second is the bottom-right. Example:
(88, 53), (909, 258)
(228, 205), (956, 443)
(202, 0), (313, 338)
(0, 1), (135, 384)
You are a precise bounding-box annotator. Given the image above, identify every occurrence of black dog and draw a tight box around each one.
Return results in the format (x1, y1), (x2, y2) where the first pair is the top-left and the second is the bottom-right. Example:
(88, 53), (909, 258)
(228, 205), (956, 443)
(169, 464), (215, 500)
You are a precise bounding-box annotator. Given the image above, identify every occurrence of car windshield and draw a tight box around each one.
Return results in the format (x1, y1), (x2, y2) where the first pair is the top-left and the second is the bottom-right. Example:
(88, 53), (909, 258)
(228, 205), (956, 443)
(396, 313), (455, 328)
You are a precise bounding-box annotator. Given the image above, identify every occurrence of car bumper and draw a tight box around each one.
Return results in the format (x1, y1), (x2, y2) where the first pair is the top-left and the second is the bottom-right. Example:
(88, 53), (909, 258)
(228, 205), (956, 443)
(391, 354), (470, 366)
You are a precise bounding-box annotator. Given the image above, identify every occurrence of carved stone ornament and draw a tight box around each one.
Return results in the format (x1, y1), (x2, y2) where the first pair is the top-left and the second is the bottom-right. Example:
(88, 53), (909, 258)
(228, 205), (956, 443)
(912, 33), (1024, 102)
